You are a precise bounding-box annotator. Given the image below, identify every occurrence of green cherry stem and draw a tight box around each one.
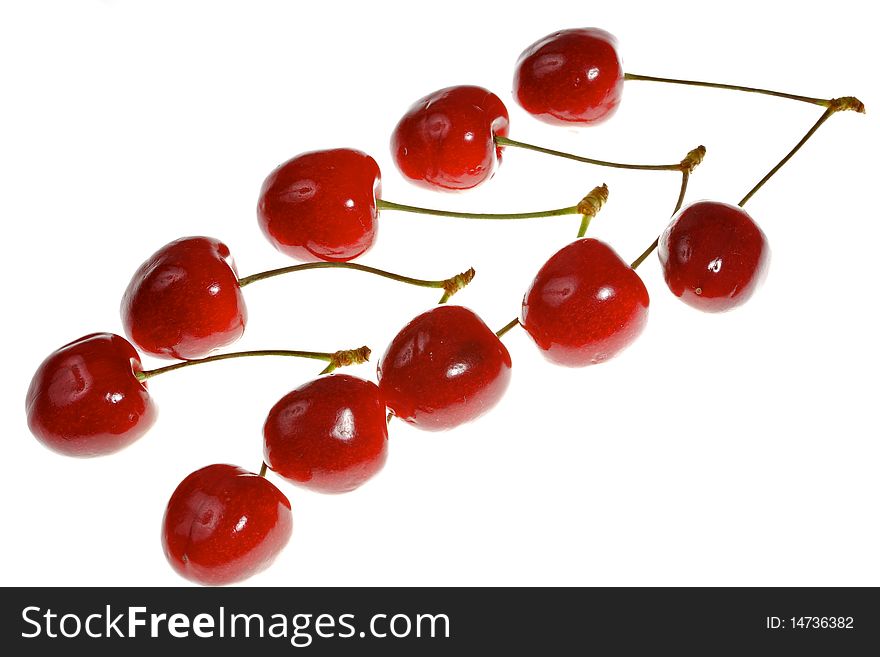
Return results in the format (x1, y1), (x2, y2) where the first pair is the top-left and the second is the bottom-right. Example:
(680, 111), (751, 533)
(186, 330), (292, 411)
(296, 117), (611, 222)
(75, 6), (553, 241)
(376, 198), (581, 221)
(737, 101), (857, 206)
(629, 170), (691, 270)
(495, 318), (521, 339)
(259, 461), (268, 478)
(376, 190), (606, 241)
(495, 135), (686, 171)
(136, 345), (371, 381)
(624, 73), (866, 114)
(238, 262), (475, 305)
(629, 145), (706, 269)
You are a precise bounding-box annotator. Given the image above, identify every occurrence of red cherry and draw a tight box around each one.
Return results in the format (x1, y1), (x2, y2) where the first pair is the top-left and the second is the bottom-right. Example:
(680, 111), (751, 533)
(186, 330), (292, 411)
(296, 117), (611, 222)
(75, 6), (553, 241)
(378, 305), (512, 431)
(162, 464), (293, 586)
(263, 374), (388, 494)
(121, 236), (247, 360)
(522, 239), (649, 366)
(257, 148), (381, 262)
(658, 201), (770, 312)
(513, 28), (624, 126)
(25, 333), (157, 457)
(391, 85), (510, 191)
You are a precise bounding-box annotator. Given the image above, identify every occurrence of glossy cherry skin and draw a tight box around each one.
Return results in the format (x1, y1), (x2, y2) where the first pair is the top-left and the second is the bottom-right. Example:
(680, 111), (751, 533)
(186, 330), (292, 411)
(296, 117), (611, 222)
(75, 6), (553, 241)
(257, 148), (381, 262)
(391, 85), (510, 191)
(121, 236), (246, 360)
(162, 464), (293, 586)
(522, 239), (649, 367)
(513, 28), (624, 125)
(378, 305), (512, 431)
(25, 333), (157, 457)
(263, 374), (388, 494)
(658, 201), (770, 312)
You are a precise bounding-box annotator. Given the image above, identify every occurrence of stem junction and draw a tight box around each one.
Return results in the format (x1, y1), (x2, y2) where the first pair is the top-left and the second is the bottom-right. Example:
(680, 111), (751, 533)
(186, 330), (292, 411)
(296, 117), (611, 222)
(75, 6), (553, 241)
(576, 184), (610, 238)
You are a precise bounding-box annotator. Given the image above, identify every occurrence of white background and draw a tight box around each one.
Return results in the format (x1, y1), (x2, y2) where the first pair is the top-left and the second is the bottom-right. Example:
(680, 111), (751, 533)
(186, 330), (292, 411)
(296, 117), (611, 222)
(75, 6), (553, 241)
(2, 0), (877, 587)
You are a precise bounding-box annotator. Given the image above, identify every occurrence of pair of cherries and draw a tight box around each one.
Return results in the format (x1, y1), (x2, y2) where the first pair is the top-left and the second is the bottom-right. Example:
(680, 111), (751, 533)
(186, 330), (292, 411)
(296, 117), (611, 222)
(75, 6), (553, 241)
(161, 372), (385, 585)
(21, 333), (282, 585)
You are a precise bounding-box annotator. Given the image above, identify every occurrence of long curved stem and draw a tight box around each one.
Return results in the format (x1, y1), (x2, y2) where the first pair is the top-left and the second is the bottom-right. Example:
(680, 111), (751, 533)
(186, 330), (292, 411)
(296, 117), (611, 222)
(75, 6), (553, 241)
(495, 135), (683, 171)
(377, 198), (580, 220)
(630, 170), (691, 270)
(624, 72), (832, 107)
(738, 107), (834, 207)
(238, 261), (475, 305)
(137, 346), (370, 381)
(738, 95), (865, 207)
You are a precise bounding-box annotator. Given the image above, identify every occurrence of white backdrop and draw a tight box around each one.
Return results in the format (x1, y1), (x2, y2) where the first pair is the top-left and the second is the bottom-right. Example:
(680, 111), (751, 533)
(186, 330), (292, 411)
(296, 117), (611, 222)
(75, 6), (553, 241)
(2, 0), (877, 587)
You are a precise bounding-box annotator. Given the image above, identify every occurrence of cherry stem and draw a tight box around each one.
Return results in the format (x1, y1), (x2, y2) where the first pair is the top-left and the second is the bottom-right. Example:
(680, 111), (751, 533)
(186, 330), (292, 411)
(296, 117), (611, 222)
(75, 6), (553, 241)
(624, 73), (866, 114)
(238, 262), (475, 305)
(627, 146), (705, 268)
(576, 184), (610, 238)
(495, 135), (684, 171)
(630, 169), (692, 270)
(136, 346), (371, 381)
(625, 73), (864, 206)
(376, 198), (581, 220)
(259, 461), (268, 478)
(738, 106), (837, 207)
(495, 318), (521, 339)
(624, 72), (827, 105)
